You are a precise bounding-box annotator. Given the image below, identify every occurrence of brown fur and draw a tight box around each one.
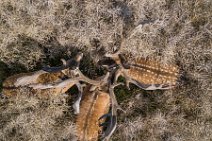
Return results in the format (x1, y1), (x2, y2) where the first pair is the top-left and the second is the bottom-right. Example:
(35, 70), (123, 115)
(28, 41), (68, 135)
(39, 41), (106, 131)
(3, 71), (65, 87)
(36, 72), (65, 83)
(76, 86), (110, 141)
(2, 81), (75, 99)
(127, 58), (179, 85)
(2, 70), (69, 98)
(3, 72), (37, 87)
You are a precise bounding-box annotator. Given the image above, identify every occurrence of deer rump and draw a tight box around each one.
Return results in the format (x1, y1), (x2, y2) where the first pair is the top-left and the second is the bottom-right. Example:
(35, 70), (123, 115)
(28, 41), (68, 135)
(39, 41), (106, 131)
(76, 85), (110, 141)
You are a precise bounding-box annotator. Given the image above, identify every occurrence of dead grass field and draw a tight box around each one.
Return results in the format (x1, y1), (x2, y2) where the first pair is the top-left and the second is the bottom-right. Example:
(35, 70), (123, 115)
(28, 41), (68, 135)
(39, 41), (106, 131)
(0, 0), (212, 141)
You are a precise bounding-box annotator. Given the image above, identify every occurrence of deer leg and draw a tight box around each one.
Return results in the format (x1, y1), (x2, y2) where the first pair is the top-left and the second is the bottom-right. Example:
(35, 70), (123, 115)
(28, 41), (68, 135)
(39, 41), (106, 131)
(28, 83), (54, 89)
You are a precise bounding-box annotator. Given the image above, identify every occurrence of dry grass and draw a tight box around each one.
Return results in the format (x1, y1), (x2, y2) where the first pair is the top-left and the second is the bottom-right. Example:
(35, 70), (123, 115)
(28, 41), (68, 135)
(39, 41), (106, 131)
(0, 90), (77, 141)
(0, 0), (212, 141)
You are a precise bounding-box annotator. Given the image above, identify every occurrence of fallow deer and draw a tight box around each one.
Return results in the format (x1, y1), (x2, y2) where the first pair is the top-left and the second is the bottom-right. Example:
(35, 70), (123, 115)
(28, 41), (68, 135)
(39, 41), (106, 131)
(97, 37), (180, 140)
(76, 86), (110, 140)
(1, 35), (180, 141)
(75, 71), (109, 141)
(1, 52), (101, 113)
(98, 55), (180, 140)
(75, 66), (124, 141)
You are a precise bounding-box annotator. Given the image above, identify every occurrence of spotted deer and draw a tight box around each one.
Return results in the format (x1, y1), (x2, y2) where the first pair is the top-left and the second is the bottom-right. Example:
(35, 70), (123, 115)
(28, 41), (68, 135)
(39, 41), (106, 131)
(75, 69), (124, 141)
(2, 52), (101, 113)
(97, 38), (180, 140)
(1, 37), (180, 141)
(76, 74), (110, 141)
(106, 54), (179, 89)
(76, 89), (110, 141)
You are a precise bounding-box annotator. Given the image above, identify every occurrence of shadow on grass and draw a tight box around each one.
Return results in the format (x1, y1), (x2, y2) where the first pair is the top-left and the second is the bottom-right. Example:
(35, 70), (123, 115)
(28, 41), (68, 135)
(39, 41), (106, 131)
(0, 61), (27, 91)
(0, 34), (107, 97)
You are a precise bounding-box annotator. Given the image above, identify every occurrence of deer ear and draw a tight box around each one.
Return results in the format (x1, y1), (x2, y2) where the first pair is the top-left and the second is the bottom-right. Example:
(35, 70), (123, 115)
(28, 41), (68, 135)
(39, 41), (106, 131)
(61, 59), (67, 66)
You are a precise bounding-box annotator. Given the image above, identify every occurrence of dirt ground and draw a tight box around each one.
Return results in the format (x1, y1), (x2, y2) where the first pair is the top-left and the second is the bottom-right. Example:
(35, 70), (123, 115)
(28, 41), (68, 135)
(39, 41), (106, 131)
(0, 0), (211, 141)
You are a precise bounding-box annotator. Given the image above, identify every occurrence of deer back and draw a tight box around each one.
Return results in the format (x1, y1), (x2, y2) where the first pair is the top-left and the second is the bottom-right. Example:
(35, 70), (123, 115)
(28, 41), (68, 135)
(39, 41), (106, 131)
(76, 85), (110, 141)
(127, 57), (179, 85)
